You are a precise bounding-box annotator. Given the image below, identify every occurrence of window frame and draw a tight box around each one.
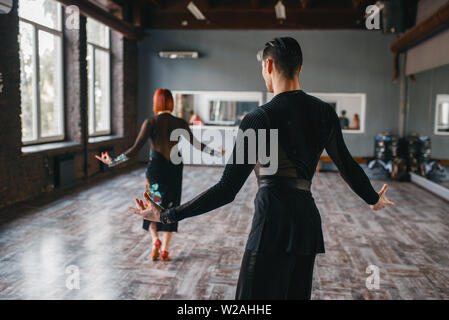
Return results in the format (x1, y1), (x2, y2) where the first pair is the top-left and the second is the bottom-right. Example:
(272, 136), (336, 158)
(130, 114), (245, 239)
(19, 3), (65, 146)
(434, 94), (449, 136)
(87, 20), (111, 137)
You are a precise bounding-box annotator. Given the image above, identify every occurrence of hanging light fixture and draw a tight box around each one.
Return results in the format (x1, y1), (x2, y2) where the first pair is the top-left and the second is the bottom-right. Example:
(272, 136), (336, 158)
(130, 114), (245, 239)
(275, 1), (286, 20)
(187, 1), (206, 20)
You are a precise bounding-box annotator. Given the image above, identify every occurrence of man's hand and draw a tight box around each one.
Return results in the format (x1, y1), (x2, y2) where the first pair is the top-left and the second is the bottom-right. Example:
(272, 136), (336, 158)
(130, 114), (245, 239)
(128, 192), (162, 222)
(370, 184), (395, 211)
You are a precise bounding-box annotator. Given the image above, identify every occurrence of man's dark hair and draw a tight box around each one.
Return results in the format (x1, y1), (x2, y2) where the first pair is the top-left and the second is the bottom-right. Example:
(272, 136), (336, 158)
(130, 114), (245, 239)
(341, 110), (347, 116)
(262, 37), (303, 79)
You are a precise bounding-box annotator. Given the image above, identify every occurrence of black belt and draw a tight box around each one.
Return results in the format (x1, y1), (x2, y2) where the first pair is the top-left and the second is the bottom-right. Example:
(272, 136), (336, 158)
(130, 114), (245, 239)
(257, 176), (311, 192)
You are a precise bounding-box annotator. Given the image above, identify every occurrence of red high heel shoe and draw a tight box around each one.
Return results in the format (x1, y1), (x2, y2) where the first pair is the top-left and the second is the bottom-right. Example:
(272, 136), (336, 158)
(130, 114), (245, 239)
(161, 250), (171, 261)
(152, 239), (161, 261)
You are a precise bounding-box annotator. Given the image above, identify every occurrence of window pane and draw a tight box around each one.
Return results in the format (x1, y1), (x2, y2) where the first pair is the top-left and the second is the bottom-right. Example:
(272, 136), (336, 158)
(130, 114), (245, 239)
(87, 18), (109, 48)
(87, 45), (94, 135)
(19, 0), (61, 31)
(39, 30), (62, 137)
(94, 49), (110, 133)
(19, 21), (35, 142)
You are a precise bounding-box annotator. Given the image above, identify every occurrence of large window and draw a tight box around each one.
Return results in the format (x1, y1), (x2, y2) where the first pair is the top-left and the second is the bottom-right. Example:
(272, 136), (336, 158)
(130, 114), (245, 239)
(19, 0), (64, 144)
(87, 18), (111, 136)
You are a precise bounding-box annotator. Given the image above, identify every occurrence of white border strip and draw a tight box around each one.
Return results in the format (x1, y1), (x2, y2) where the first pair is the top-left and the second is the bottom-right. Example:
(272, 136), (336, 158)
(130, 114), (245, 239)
(410, 172), (449, 202)
(434, 94), (449, 136)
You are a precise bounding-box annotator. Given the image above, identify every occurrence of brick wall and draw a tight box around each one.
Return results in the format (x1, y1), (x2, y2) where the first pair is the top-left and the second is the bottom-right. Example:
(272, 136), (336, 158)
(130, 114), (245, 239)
(0, 2), (139, 209)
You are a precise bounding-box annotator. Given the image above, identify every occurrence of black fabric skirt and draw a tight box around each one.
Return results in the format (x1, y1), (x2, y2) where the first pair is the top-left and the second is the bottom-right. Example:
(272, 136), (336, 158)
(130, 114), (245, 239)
(245, 182), (325, 255)
(235, 249), (316, 300)
(142, 149), (183, 233)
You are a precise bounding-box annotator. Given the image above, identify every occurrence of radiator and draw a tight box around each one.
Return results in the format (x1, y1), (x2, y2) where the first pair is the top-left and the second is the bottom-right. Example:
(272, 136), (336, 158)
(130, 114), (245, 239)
(55, 155), (75, 188)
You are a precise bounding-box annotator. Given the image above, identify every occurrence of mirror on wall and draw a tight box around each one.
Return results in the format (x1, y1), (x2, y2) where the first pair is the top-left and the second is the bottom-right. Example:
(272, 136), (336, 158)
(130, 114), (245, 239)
(406, 63), (449, 192)
(172, 91), (264, 127)
(208, 100), (259, 126)
(266, 92), (366, 133)
(314, 93), (366, 132)
(435, 94), (449, 135)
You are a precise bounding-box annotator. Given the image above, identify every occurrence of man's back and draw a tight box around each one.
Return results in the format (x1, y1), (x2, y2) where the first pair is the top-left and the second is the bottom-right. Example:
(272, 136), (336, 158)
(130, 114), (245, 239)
(257, 90), (379, 205)
(258, 90), (333, 181)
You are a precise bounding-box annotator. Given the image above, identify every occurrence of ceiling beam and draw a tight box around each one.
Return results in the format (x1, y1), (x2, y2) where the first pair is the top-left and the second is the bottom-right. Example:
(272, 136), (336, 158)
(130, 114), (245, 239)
(139, 0), (164, 8)
(301, 0), (312, 9)
(352, 0), (362, 9)
(133, 0), (143, 26)
(391, 1), (449, 53)
(103, 0), (123, 19)
(196, 0), (210, 10)
(147, 9), (362, 29)
(251, 0), (259, 9)
(352, 0), (377, 10)
(152, 6), (360, 14)
(56, 0), (143, 40)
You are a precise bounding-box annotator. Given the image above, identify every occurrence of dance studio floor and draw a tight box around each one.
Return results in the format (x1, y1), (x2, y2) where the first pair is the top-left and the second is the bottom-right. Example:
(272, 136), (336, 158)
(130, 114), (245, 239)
(0, 165), (448, 300)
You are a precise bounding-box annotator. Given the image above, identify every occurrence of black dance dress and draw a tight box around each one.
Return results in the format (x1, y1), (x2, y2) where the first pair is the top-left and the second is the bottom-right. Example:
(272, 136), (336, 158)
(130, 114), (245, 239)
(159, 90), (380, 299)
(142, 149), (183, 232)
(126, 112), (210, 233)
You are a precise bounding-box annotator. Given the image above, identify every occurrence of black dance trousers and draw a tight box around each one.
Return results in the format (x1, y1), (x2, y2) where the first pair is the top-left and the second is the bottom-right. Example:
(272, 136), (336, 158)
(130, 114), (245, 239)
(235, 249), (316, 300)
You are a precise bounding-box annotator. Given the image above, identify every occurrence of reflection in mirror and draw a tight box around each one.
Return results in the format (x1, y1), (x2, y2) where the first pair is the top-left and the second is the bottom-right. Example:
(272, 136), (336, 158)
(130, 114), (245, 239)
(209, 101), (236, 125)
(435, 95), (449, 134)
(406, 63), (449, 192)
(172, 91), (263, 127)
(266, 92), (366, 133)
(313, 94), (365, 132)
(209, 101), (259, 125)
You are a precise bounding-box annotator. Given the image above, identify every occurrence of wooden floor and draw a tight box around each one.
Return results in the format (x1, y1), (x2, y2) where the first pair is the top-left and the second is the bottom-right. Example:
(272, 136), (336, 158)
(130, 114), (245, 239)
(0, 166), (448, 300)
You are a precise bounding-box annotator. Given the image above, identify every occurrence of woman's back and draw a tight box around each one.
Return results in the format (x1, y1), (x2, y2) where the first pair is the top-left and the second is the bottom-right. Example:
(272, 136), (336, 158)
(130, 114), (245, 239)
(148, 113), (188, 161)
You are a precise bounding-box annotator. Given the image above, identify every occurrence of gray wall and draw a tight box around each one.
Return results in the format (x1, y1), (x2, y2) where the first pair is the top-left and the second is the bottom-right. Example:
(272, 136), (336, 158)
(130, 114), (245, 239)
(406, 64), (449, 159)
(138, 30), (399, 160)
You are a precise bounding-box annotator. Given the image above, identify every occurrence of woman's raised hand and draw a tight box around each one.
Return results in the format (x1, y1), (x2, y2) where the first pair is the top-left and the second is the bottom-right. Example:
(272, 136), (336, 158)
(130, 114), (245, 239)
(128, 192), (162, 222)
(94, 152), (113, 166)
(218, 146), (226, 156)
(370, 184), (395, 211)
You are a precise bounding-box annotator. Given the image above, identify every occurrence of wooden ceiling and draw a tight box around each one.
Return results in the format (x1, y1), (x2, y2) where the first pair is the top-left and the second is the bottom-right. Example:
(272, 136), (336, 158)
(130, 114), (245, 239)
(112, 0), (379, 30)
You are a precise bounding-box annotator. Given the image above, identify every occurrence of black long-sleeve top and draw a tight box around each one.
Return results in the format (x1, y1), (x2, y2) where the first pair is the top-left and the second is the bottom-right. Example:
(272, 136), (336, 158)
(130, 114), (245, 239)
(161, 90), (379, 223)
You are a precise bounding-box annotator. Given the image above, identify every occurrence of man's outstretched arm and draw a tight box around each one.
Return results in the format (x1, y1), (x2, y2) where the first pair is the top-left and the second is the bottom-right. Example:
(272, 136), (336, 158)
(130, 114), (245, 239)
(324, 108), (380, 205)
(158, 108), (268, 223)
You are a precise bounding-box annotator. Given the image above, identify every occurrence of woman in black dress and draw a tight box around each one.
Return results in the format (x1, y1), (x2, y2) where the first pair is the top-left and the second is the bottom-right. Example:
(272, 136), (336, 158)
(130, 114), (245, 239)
(96, 88), (223, 261)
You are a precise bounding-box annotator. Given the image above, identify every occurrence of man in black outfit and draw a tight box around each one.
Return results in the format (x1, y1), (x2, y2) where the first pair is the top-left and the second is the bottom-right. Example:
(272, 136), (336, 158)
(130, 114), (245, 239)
(339, 110), (350, 129)
(129, 37), (395, 300)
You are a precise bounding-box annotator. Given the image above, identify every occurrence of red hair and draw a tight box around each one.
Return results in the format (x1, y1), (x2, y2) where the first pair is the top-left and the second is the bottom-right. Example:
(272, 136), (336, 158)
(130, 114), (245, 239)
(153, 88), (174, 114)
